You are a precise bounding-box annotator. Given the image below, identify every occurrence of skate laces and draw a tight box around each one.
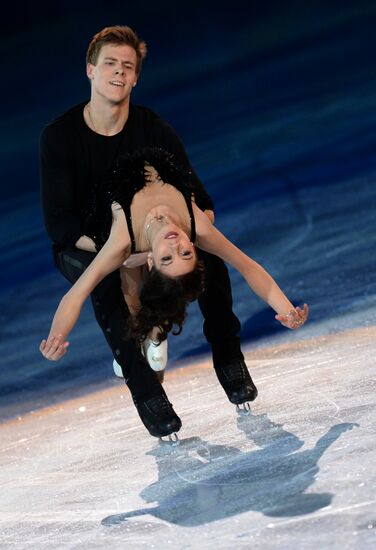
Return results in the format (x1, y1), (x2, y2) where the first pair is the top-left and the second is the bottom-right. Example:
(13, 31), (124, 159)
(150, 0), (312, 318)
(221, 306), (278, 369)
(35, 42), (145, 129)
(221, 360), (247, 384)
(145, 395), (172, 417)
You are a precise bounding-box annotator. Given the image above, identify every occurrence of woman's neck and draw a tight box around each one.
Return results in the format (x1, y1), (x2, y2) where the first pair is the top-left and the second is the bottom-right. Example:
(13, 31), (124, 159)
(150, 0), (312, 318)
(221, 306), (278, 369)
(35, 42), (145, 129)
(131, 182), (192, 251)
(140, 207), (186, 250)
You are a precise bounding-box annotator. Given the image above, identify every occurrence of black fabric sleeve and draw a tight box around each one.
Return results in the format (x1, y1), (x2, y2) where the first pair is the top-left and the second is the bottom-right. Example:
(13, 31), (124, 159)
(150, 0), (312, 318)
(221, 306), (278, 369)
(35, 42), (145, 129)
(151, 117), (215, 211)
(39, 123), (83, 247)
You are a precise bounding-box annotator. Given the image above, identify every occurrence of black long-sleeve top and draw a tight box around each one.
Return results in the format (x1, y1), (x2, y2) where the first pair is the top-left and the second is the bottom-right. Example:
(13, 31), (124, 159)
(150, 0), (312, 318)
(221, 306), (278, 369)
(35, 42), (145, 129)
(39, 101), (214, 249)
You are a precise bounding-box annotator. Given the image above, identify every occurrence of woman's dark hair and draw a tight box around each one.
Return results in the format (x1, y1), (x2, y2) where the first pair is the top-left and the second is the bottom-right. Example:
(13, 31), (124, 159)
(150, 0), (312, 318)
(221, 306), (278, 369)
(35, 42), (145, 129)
(130, 260), (205, 343)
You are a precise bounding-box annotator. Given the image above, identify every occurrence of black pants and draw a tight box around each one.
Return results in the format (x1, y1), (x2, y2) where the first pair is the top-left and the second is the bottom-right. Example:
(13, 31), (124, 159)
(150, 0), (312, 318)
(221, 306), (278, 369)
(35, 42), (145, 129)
(54, 246), (243, 398)
(196, 249), (243, 365)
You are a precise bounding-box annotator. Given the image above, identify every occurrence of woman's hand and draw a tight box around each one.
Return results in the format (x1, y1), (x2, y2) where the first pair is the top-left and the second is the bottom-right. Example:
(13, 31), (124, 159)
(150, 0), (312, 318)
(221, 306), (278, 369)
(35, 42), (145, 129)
(275, 303), (309, 330)
(39, 294), (82, 361)
(40, 335), (69, 361)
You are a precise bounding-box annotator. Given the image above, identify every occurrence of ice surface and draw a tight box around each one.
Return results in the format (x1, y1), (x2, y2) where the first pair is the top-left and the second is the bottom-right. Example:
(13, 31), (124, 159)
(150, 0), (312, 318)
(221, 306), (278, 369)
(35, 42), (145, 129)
(0, 329), (375, 549)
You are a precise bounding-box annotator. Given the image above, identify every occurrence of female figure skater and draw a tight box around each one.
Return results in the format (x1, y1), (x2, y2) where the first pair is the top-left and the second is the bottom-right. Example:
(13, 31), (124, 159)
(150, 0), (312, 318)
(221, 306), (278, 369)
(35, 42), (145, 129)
(40, 148), (308, 435)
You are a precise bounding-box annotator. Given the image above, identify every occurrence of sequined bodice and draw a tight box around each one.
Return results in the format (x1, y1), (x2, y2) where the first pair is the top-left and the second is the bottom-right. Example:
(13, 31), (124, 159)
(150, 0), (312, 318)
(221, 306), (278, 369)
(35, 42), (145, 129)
(84, 148), (196, 252)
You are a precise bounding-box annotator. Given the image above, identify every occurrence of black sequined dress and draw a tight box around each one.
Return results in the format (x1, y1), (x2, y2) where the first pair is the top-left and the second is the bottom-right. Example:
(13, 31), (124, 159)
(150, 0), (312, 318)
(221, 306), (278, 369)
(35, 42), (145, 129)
(84, 147), (197, 252)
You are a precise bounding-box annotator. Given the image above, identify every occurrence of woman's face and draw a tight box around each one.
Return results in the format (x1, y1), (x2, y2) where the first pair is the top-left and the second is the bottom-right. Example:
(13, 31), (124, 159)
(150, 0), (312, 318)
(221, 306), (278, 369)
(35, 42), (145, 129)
(148, 223), (196, 277)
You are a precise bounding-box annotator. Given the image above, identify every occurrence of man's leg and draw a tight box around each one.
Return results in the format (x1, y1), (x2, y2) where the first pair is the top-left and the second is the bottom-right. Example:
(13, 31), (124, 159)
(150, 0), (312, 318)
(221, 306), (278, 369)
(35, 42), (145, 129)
(197, 250), (258, 405)
(54, 247), (181, 437)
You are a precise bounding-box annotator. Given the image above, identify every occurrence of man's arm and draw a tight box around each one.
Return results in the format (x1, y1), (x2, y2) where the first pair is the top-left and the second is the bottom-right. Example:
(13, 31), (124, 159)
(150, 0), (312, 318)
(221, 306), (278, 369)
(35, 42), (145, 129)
(75, 235), (97, 252)
(39, 122), (85, 248)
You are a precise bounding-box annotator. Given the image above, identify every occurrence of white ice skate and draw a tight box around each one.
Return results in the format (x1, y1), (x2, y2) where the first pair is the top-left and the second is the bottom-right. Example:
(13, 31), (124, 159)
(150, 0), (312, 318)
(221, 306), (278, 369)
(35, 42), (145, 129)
(142, 338), (168, 383)
(112, 338), (168, 382)
(113, 359), (124, 378)
(142, 338), (168, 372)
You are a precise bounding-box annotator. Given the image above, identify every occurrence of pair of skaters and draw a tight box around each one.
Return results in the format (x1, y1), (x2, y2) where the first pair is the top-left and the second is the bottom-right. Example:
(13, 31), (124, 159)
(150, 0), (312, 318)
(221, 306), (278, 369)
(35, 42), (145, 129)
(39, 25), (308, 440)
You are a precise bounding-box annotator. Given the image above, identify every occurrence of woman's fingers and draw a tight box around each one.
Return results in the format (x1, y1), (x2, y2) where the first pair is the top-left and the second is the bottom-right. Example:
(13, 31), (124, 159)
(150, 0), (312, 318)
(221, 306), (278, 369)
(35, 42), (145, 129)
(50, 342), (69, 360)
(40, 335), (69, 361)
(39, 339), (47, 352)
(296, 304), (309, 325)
(45, 335), (61, 355)
(275, 304), (309, 330)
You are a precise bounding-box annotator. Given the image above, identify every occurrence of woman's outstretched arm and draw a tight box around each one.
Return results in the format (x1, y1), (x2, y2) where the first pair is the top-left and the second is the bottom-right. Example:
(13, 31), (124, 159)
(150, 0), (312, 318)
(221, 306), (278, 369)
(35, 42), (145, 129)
(40, 204), (131, 361)
(193, 203), (308, 329)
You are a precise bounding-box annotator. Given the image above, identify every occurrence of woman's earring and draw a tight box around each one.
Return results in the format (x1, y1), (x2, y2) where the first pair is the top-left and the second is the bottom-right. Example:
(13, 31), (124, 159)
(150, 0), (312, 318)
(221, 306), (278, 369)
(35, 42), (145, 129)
(147, 251), (154, 271)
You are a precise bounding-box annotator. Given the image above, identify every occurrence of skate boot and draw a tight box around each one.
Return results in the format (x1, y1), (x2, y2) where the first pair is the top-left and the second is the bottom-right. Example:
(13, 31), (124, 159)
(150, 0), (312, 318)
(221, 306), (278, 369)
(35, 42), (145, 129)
(133, 392), (182, 441)
(113, 359), (124, 378)
(113, 338), (168, 383)
(142, 338), (168, 384)
(214, 359), (258, 413)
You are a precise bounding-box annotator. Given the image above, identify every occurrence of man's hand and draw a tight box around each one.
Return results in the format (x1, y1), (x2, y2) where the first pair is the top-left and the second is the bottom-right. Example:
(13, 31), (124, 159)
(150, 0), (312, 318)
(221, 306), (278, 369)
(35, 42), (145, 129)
(75, 235), (97, 252)
(275, 304), (309, 330)
(40, 335), (69, 361)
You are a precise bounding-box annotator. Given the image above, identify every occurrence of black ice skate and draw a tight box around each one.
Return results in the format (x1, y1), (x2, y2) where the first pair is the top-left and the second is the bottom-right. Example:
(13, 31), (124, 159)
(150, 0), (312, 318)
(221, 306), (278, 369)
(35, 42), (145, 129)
(214, 359), (258, 413)
(133, 393), (182, 440)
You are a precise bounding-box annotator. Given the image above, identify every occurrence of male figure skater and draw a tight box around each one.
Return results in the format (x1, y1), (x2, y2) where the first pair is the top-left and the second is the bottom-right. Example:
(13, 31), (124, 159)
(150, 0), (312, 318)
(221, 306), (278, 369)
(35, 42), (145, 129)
(39, 25), (257, 439)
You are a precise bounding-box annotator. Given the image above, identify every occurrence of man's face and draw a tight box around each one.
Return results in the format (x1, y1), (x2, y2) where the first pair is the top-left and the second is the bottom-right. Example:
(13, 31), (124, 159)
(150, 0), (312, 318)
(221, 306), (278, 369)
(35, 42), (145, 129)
(87, 44), (138, 105)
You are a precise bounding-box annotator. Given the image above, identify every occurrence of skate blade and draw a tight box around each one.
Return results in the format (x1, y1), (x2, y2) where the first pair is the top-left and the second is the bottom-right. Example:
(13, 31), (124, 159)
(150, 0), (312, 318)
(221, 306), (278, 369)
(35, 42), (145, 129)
(236, 402), (251, 415)
(159, 432), (180, 446)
